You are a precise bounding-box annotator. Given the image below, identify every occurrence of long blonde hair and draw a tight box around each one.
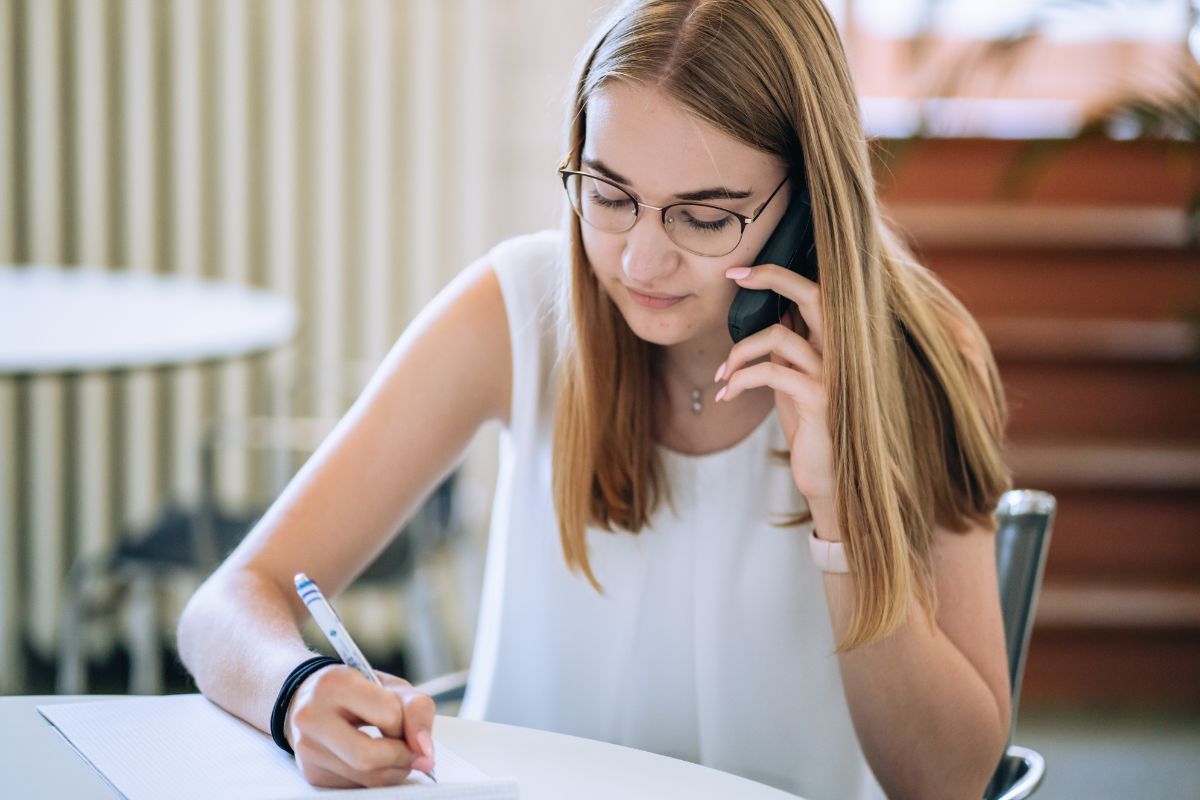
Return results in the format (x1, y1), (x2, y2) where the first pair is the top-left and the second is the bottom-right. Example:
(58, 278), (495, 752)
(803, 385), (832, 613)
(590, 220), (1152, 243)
(550, 0), (1012, 651)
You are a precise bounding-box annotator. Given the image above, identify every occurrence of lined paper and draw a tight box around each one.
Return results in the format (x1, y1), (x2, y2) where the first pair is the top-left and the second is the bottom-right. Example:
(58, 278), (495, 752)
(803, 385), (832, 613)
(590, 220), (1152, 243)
(38, 695), (518, 799)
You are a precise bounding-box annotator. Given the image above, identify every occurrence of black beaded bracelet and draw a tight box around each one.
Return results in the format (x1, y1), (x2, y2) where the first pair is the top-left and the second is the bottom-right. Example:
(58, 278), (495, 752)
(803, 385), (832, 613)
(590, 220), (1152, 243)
(270, 655), (341, 755)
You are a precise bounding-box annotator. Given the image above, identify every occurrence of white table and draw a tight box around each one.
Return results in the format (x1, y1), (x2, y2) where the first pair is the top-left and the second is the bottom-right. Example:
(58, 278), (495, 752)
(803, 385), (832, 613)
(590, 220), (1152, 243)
(0, 264), (298, 694)
(0, 264), (297, 374)
(2, 696), (803, 799)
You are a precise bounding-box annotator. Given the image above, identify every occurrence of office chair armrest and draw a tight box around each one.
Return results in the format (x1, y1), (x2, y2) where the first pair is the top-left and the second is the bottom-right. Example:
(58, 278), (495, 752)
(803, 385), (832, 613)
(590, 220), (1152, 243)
(991, 745), (1046, 800)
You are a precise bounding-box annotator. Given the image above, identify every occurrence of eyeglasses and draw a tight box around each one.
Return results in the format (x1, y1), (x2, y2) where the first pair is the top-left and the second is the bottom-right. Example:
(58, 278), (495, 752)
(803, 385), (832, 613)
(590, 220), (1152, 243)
(557, 165), (789, 257)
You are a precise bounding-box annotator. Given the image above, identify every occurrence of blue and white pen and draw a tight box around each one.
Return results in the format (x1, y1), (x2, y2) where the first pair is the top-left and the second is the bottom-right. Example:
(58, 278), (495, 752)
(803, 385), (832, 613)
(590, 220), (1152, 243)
(294, 572), (437, 783)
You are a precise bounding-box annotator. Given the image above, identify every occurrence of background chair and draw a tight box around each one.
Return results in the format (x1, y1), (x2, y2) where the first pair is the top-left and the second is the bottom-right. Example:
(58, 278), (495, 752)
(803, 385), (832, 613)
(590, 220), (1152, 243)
(57, 413), (466, 695)
(416, 488), (1059, 800)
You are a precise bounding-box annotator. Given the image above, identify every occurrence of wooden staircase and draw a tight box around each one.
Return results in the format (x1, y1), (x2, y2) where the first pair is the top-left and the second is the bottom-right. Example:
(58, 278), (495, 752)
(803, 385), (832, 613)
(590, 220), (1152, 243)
(874, 137), (1200, 710)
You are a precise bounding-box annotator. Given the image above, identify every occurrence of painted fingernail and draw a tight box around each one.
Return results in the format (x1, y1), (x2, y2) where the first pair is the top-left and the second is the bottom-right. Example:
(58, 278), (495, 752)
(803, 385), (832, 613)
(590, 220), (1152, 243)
(725, 267), (751, 280)
(714, 361), (726, 383)
(417, 731), (434, 759)
(714, 386), (728, 402)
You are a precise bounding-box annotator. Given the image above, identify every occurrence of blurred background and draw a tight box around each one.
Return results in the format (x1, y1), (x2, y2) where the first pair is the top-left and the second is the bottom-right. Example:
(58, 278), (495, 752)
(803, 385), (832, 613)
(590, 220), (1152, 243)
(1, 0), (1198, 796)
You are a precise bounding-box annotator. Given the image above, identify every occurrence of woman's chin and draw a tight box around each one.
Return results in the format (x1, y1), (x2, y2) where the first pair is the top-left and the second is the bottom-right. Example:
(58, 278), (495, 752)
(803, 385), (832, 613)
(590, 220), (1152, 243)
(619, 308), (708, 347)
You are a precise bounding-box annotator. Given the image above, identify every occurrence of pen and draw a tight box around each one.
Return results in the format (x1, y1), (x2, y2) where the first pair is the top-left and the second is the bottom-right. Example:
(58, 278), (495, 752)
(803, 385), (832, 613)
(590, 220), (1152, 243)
(293, 572), (437, 783)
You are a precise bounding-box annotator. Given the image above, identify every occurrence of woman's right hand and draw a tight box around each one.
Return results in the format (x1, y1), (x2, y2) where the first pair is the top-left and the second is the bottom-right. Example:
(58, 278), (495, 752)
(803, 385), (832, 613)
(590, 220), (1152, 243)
(285, 665), (437, 788)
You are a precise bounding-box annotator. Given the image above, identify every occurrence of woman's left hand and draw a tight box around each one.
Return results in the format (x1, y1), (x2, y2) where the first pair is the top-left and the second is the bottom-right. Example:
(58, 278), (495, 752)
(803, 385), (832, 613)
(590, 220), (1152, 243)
(715, 264), (837, 531)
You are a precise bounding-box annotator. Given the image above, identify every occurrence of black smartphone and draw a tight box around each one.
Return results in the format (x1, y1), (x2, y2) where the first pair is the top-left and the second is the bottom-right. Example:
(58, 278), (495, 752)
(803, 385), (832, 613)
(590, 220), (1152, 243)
(726, 178), (818, 343)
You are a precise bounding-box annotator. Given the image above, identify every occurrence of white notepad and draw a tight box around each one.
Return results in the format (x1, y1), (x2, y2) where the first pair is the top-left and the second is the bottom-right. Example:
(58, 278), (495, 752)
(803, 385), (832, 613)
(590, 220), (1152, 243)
(38, 695), (518, 800)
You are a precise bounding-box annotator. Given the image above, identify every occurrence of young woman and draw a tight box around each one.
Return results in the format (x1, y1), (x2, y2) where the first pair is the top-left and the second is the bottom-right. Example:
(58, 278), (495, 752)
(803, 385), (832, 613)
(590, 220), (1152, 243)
(177, 1), (1014, 798)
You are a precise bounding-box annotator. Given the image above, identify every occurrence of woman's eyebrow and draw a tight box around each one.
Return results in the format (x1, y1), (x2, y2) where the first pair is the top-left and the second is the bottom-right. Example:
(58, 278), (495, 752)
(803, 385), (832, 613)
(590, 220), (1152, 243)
(582, 157), (753, 202)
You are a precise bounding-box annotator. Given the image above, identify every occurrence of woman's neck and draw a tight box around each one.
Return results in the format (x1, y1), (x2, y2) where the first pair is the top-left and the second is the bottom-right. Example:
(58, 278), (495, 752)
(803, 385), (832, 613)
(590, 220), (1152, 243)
(652, 336), (775, 454)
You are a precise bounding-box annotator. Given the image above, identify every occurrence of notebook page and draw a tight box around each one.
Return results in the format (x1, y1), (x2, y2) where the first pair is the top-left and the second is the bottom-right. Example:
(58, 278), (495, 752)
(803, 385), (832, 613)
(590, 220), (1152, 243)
(38, 695), (517, 800)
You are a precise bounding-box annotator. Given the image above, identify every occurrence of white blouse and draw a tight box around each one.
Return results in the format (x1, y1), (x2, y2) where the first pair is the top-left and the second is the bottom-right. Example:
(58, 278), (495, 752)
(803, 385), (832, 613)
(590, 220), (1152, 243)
(461, 228), (886, 800)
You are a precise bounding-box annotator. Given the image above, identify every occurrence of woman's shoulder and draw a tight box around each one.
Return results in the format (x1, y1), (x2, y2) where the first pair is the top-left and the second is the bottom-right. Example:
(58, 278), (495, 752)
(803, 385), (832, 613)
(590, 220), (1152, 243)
(487, 227), (563, 278)
(484, 228), (565, 429)
(487, 227), (564, 341)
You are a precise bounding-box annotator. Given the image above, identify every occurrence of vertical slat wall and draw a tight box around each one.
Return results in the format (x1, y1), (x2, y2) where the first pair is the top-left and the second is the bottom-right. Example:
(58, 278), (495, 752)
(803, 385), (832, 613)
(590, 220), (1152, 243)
(169, 0), (202, 511)
(0, 0), (533, 692)
(72, 0), (117, 663)
(216, 0), (251, 509)
(313, 0), (345, 421)
(0, 0), (21, 692)
(24, 0), (68, 672)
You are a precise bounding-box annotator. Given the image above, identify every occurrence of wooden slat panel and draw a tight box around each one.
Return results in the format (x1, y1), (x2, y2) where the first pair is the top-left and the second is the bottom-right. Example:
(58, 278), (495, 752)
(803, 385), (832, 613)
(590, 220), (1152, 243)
(1008, 440), (1200, 490)
(1001, 363), (1200, 440)
(1040, 488), (1200, 582)
(874, 137), (1200, 207)
(985, 319), (1198, 364)
(925, 247), (1200, 320)
(888, 204), (1194, 249)
(1037, 582), (1200, 629)
(1022, 628), (1200, 709)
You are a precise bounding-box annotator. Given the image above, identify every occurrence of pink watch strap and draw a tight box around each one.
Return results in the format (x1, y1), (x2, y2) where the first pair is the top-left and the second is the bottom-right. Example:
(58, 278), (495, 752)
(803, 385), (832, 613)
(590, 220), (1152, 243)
(809, 529), (850, 573)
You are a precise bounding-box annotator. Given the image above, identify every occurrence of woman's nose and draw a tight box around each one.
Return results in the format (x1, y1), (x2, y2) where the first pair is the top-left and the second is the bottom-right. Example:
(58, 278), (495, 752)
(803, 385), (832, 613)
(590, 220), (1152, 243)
(621, 211), (680, 283)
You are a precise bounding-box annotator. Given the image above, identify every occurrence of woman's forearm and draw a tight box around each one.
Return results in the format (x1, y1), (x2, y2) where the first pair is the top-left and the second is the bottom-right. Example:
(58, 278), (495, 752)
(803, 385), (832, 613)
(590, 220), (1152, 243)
(176, 567), (320, 734)
(822, 570), (1008, 799)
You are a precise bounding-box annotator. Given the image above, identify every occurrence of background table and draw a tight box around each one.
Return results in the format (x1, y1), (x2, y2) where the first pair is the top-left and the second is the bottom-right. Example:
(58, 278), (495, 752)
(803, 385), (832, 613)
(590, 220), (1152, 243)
(0, 264), (299, 694)
(0, 264), (297, 374)
(1, 695), (803, 799)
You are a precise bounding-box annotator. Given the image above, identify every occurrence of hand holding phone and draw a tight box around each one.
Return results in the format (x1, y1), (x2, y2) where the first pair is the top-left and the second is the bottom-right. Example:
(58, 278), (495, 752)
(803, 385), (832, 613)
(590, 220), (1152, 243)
(726, 175), (818, 343)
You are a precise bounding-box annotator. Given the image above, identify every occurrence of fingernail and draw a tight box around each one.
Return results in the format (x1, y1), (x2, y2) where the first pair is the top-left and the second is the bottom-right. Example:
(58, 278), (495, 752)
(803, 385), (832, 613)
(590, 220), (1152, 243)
(714, 361), (726, 383)
(714, 386), (727, 403)
(725, 267), (751, 280)
(417, 731), (434, 759)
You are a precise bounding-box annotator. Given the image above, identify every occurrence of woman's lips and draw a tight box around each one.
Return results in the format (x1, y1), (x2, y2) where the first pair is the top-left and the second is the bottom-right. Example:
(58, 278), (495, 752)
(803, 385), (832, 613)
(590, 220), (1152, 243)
(626, 286), (686, 309)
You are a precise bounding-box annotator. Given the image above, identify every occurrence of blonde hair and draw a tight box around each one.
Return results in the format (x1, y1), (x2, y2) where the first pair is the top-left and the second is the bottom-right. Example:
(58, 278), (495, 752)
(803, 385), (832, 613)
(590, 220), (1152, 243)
(550, 0), (1012, 651)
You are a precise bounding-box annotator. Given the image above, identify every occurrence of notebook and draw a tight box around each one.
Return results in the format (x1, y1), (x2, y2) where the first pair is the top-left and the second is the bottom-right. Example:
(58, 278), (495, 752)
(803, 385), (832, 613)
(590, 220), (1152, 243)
(38, 695), (519, 800)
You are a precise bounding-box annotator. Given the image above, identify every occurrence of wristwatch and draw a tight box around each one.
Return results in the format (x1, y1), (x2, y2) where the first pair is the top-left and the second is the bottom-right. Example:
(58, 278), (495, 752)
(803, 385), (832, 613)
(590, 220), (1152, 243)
(808, 529), (850, 573)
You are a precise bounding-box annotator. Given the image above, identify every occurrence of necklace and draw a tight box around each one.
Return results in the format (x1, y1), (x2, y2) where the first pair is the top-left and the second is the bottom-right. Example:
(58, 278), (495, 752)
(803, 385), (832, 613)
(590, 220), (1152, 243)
(691, 386), (703, 414)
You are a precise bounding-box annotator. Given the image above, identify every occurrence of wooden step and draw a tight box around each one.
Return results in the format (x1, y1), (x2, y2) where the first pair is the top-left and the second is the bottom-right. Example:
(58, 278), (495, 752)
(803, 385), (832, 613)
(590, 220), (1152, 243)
(926, 250), (1200, 319)
(1021, 627), (1200, 709)
(886, 204), (1196, 249)
(1020, 509), (1200, 710)
(1036, 581), (1200, 629)
(1036, 487), (1200, 582)
(984, 318), (1199, 364)
(1007, 440), (1200, 491)
(873, 137), (1200, 207)
(1000, 363), (1200, 439)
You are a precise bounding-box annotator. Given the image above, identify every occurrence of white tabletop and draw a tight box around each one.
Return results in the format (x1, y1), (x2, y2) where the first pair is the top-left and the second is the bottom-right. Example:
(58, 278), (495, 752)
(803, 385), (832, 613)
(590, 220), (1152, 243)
(0, 265), (298, 374)
(1, 695), (802, 799)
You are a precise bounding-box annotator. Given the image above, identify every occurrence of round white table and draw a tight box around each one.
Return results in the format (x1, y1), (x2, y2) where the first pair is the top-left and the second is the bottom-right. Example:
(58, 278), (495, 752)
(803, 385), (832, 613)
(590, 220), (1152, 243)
(0, 264), (298, 695)
(0, 264), (297, 374)
(2, 696), (803, 799)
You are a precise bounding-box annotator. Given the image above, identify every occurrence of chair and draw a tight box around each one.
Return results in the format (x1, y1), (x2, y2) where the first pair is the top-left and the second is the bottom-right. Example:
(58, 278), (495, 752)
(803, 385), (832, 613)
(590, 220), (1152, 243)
(57, 413), (466, 695)
(984, 488), (1056, 800)
(417, 489), (1058, 800)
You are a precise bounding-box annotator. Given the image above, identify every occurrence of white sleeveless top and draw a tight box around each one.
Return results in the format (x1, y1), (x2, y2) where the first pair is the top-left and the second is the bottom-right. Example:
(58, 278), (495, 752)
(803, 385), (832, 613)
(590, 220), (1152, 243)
(462, 229), (885, 800)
